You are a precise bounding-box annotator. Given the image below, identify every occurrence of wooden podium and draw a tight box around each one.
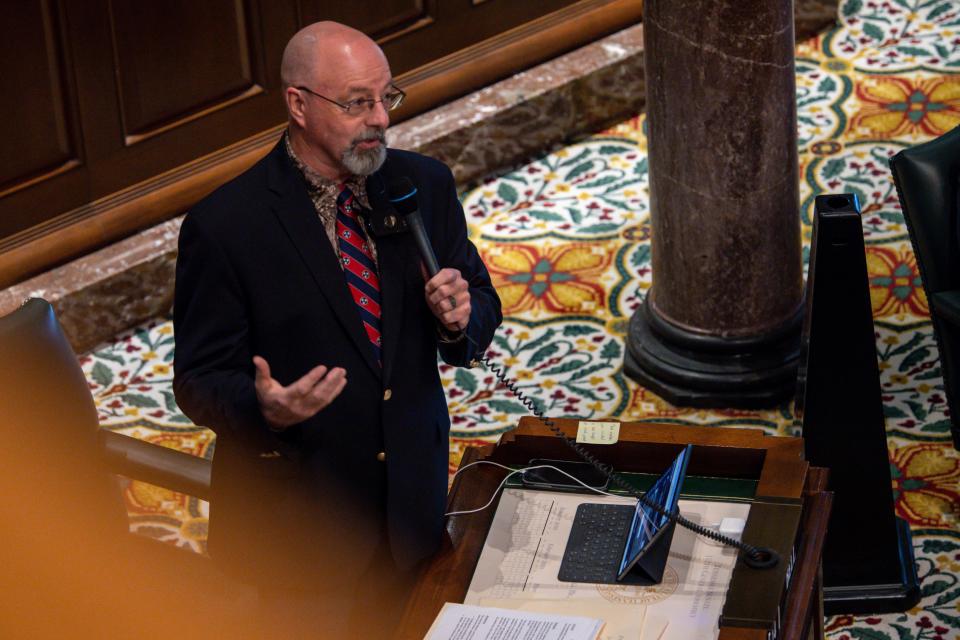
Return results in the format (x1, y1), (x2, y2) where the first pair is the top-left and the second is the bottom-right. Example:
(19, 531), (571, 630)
(396, 418), (832, 640)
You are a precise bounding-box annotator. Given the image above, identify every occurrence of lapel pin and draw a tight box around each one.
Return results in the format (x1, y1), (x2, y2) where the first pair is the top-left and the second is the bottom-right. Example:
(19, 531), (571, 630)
(385, 214), (396, 229)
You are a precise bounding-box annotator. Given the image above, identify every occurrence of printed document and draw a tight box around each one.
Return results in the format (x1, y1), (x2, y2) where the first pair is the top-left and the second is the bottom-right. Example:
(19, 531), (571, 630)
(423, 602), (603, 640)
(464, 489), (750, 640)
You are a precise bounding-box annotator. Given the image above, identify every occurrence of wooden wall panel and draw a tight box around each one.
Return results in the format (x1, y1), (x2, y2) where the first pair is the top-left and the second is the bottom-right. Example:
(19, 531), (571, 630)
(0, 1), (76, 188)
(0, 0), (86, 237)
(300, 0), (432, 41)
(108, 0), (263, 141)
(380, 0), (584, 74)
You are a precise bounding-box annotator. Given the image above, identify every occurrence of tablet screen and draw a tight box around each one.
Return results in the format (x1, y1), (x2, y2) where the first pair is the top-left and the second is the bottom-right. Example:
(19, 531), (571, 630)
(617, 444), (692, 579)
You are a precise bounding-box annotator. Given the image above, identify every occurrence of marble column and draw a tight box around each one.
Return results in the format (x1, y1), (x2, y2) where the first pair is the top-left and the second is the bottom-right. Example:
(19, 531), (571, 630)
(625, 0), (803, 407)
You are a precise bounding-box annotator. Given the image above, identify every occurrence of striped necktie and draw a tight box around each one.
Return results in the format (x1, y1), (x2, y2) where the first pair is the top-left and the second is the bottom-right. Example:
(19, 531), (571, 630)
(336, 184), (382, 365)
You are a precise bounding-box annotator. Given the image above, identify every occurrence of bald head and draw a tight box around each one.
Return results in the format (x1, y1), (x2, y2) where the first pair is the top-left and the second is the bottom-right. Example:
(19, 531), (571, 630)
(281, 21), (393, 180)
(281, 22), (387, 91)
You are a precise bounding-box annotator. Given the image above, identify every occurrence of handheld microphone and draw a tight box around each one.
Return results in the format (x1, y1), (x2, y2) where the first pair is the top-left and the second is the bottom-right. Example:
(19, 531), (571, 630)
(387, 177), (440, 277)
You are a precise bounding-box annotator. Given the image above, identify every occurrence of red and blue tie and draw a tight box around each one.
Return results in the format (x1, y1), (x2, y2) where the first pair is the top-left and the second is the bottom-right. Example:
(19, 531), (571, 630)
(336, 184), (382, 365)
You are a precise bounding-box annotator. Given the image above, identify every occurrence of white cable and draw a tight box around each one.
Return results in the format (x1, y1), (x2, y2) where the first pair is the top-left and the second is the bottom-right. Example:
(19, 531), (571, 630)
(445, 460), (631, 517)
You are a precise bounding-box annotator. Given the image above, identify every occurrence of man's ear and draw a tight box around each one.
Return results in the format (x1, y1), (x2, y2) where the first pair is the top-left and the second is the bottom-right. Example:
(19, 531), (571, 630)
(285, 87), (307, 128)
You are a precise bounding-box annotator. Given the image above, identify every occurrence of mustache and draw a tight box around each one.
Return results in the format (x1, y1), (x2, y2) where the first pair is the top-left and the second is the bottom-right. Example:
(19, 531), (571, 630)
(352, 129), (386, 146)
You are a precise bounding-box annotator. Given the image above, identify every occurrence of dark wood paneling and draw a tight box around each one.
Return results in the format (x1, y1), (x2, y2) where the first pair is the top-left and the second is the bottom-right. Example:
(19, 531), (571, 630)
(0, 0), (88, 238)
(300, 0), (431, 40)
(68, 0), (292, 197)
(0, 1), (78, 192)
(380, 0), (584, 74)
(108, 0), (263, 141)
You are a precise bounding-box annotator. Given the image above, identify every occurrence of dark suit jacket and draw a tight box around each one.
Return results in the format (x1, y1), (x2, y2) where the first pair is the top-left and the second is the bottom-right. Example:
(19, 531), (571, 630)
(173, 139), (501, 583)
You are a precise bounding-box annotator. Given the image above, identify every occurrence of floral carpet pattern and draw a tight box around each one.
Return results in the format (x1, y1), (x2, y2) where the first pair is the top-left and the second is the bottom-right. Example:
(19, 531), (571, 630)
(79, 0), (960, 636)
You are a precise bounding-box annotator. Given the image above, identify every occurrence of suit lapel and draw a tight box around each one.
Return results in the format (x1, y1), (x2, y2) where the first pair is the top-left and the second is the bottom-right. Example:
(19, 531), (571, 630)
(267, 144), (381, 378)
(366, 168), (407, 383)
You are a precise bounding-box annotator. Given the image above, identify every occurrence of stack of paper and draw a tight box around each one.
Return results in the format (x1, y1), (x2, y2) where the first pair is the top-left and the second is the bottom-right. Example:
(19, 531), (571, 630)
(424, 603), (604, 640)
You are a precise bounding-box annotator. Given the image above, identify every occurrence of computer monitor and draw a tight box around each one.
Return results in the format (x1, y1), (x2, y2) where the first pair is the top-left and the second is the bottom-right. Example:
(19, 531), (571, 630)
(617, 444), (692, 581)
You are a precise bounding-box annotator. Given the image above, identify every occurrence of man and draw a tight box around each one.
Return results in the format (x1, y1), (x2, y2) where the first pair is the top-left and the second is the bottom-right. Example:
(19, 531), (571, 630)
(173, 21), (501, 633)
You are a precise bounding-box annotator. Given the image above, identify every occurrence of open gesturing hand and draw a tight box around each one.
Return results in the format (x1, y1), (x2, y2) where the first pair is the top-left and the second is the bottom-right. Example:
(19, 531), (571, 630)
(253, 356), (347, 430)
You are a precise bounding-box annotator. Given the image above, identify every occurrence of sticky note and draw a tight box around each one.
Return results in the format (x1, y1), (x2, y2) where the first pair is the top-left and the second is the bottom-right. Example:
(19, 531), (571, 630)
(576, 420), (620, 445)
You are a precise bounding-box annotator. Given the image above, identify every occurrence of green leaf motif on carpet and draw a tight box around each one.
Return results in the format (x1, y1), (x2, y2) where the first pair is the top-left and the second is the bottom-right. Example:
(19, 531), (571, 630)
(578, 223), (621, 234)
(904, 400), (928, 420)
(934, 586), (960, 608)
(884, 405), (908, 418)
(455, 369), (477, 396)
(930, 608), (960, 628)
(848, 628), (894, 640)
(565, 161), (595, 182)
(921, 539), (960, 554)
(162, 390), (179, 413)
(600, 341), (621, 360)
(822, 157), (846, 179)
(632, 245), (651, 267)
(888, 625), (916, 640)
(528, 343), (560, 366)
(562, 325), (597, 336)
(863, 22), (886, 42)
(485, 400), (529, 414)
(921, 578), (953, 598)
(497, 182), (518, 206)
(899, 347), (931, 372)
(541, 359), (589, 376)
(527, 210), (565, 222)
(597, 145), (634, 155)
(120, 394), (160, 408)
(570, 363), (609, 381)
(896, 46), (932, 57)
(842, 0), (863, 18)
(517, 329), (556, 353)
(91, 361), (113, 387)
(927, 3), (954, 21)
(634, 157), (648, 178)
(920, 419), (952, 433)
(579, 175), (620, 190)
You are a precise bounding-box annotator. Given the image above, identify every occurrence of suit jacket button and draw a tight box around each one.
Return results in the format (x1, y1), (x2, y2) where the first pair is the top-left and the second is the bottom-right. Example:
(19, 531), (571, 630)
(383, 388), (392, 401)
(469, 358), (481, 368)
(376, 451), (386, 462)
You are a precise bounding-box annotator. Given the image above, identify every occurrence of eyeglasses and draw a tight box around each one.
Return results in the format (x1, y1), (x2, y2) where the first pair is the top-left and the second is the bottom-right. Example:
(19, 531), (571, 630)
(295, 85), (406, 116)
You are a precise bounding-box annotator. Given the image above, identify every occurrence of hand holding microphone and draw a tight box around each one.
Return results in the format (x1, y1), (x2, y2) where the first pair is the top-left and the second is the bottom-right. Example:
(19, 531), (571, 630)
(425, 268), (471, 331)
(387, 177), (471, 331)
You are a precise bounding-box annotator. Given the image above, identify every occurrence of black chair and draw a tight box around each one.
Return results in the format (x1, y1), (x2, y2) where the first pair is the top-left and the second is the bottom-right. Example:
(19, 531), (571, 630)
(0, 299), (251, 639)
(0, 298), (211, 498)
(890, 124), (960, 450)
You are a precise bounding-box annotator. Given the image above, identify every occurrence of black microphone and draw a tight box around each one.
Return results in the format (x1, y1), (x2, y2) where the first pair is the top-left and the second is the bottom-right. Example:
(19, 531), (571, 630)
(387, 177), (440, 277)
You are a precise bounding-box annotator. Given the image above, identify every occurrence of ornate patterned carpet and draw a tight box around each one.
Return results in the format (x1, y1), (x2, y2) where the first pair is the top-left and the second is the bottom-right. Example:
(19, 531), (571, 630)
(80, 1), (960, 637)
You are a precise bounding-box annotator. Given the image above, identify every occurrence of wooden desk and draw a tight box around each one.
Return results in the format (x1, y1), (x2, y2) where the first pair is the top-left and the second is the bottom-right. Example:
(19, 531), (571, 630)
(396, 418), (831, 640)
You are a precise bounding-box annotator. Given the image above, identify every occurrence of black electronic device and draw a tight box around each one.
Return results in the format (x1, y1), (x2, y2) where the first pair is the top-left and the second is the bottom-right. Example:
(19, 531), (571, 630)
(520, 459), (610, 492)
(558, 444), (691, 585)
(796, 193), (920, 614)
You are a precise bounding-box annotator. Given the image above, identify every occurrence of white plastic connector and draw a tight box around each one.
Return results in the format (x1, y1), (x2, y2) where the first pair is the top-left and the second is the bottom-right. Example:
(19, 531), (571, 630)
(719, 517), (746, 541)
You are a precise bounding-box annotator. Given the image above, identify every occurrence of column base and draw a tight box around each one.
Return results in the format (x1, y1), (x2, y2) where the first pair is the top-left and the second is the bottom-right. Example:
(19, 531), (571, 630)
(624, 297), (801, 409)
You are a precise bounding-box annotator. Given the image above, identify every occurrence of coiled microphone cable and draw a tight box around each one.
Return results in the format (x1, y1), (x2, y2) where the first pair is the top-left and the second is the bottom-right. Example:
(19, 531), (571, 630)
(457, 331), (779, 570)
